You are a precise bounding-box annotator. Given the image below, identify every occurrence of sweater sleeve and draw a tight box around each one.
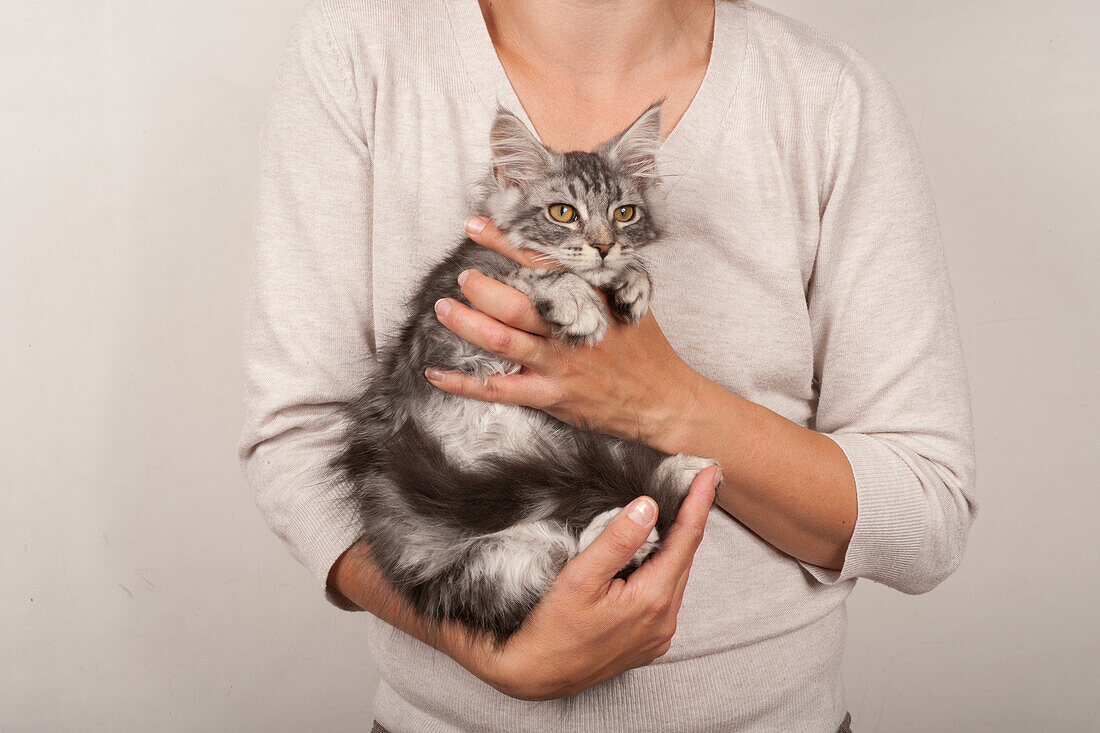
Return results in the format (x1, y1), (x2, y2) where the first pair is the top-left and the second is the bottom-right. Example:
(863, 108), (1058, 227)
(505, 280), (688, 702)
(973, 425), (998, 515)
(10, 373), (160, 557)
(237, 1), (374, 611)
(796, 53), (978, 594)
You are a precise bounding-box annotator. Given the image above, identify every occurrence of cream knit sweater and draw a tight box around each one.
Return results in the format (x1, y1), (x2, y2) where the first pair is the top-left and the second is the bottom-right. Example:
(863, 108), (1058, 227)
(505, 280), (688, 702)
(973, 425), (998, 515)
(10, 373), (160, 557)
(237, 1), (978, 730)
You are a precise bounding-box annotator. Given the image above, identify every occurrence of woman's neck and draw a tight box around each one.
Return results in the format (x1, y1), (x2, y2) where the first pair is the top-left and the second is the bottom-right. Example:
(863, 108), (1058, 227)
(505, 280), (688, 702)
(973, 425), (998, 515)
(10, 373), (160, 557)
(478, 0), (714, 84)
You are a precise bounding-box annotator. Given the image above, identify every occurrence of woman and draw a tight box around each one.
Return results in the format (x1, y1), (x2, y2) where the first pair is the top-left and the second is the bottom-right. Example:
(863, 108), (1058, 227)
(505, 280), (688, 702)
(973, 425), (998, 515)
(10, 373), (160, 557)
(238, 0), (977, 730)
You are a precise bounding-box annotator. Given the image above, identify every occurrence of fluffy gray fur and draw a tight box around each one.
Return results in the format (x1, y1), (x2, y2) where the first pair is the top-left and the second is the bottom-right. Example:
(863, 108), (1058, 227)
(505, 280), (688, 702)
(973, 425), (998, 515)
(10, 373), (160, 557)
(330, 102), (714, 642)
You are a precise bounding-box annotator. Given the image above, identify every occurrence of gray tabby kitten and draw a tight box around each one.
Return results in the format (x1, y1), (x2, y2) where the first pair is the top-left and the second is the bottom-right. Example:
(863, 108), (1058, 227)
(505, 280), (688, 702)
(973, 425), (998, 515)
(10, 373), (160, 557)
(330, 103), (714, 642)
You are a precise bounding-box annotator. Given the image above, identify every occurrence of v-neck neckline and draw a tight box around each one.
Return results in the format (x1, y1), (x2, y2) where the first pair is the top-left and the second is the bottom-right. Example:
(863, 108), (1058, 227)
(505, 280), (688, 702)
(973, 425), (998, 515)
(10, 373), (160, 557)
(444, 0), (747, 200)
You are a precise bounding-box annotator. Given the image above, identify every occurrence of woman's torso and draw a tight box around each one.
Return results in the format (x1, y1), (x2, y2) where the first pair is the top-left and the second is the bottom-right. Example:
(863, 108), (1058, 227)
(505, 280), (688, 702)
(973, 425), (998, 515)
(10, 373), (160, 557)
(323, 0), (863, 729)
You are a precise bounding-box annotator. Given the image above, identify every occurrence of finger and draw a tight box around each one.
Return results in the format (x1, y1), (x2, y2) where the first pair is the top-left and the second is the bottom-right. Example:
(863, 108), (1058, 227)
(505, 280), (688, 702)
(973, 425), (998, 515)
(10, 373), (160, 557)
(458, 269), (553, 337)
(434, 297), (551, 369)
(465, 217), (560, 270)
(628, 466), (719, 591)
(667, 539), (697, 612)
(424, 368), (557, 409)
(559, 497), (659, 593)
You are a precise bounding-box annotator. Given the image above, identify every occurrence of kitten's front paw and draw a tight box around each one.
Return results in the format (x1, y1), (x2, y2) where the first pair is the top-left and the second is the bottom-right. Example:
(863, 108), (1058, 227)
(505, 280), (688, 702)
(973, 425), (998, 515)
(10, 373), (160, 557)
(609, 267), (651, 323)
(536, 275), (609, 347)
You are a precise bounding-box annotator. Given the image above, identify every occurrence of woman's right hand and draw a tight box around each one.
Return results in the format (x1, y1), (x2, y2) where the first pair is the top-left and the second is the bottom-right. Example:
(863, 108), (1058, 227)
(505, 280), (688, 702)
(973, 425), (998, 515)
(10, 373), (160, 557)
(441, 465), (721, 701)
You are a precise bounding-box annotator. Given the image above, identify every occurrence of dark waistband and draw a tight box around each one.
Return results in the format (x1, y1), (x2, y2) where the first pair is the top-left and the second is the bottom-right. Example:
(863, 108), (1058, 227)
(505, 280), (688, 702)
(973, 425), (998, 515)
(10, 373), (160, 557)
(373, 712), (853, 733)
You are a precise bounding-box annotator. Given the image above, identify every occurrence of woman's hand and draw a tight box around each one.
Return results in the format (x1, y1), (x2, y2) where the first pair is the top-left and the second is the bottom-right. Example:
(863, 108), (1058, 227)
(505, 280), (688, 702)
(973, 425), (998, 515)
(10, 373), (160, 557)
(442, 465), (720, 701)
(426, 217), (705, 453)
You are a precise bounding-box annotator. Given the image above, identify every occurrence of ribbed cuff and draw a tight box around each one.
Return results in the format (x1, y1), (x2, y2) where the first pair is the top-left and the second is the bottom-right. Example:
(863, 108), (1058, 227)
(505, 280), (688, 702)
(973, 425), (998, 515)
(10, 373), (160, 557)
(279, 483), (367, 612)
(798, 432), (927, 586)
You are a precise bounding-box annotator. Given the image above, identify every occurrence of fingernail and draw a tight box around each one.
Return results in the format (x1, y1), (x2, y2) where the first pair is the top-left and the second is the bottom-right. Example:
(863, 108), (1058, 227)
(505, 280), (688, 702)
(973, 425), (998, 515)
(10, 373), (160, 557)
(627, 497), (656, 526)
(711, 467), (723, 490)
(434, 298), (452, 317)
(457, 269), (471, 286)
(465, 216), (488, 234)
(425, 367), (446, 382)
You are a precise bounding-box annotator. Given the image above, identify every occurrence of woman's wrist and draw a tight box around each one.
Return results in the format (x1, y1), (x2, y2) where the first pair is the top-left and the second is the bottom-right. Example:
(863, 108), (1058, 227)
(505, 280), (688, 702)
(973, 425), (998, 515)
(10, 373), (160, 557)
(438, 620), (573, 700)
(643, 361), (721, 457)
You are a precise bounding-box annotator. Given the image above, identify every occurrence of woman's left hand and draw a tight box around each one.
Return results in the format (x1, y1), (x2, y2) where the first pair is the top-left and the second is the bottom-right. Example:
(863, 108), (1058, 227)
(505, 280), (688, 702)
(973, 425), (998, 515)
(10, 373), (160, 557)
(425, 217), (703, 452)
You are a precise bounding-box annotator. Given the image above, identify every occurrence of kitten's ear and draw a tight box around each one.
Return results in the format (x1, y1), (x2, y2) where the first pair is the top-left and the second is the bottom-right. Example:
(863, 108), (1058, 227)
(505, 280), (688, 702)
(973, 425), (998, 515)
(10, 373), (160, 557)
(598, 101), (663, 179)
(490, 107), (553, 189)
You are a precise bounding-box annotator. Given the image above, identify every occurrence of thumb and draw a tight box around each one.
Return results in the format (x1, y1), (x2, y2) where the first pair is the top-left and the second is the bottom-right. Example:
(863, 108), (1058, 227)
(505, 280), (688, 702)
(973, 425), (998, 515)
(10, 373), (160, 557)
(561, 496), (658, 591)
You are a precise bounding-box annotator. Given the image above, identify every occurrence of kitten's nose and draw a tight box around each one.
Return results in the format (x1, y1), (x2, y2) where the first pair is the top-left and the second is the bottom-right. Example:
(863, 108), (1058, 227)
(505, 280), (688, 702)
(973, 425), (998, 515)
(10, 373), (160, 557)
(591, 242), (613, 259)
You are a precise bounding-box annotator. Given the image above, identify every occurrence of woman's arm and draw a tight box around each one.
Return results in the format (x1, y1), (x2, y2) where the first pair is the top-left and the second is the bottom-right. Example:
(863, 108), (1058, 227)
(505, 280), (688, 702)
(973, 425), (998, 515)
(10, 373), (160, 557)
(659, 373), (858, 570)
(237, 1), (379, 604)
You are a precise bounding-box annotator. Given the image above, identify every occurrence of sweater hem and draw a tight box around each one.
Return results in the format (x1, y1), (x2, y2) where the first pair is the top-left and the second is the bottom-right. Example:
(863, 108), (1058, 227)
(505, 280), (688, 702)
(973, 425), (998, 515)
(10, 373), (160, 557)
(369, 602), (848, 733)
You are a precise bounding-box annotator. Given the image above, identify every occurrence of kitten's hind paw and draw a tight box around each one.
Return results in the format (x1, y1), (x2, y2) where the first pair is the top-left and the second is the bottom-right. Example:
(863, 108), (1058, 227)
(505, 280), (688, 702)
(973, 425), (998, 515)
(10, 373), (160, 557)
(655, 454), (719, 497)
(577, 507), (660, 571)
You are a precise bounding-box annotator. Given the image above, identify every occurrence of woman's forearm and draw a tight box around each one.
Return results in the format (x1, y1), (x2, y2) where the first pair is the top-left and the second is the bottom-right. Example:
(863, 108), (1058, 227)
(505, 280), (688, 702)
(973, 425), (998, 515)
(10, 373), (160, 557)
(327, 541), (488, 668)
(327, 542), (536, 693)
(650, 368), (857, 570)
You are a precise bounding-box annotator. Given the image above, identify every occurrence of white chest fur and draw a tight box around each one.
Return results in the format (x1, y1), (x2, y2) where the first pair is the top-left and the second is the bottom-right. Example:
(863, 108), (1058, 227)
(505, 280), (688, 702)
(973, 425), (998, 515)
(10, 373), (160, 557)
(418, 391), (564, 469)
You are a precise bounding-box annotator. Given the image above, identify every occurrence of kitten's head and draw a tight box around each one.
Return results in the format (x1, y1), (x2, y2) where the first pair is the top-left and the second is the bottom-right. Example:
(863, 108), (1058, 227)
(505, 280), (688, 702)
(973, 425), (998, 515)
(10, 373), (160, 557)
(480, 102), (664, 285)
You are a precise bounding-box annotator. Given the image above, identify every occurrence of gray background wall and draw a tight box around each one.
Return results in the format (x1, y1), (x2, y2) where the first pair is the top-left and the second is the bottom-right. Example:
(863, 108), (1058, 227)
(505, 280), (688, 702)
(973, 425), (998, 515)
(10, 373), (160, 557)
(1, 1), (1096, 730)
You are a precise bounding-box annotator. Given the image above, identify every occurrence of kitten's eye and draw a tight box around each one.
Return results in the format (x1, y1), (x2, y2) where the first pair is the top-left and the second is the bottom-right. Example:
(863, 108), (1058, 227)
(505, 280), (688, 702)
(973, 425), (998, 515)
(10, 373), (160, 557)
(612, 205), (636, 223)
(548, 203), (577, 223)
